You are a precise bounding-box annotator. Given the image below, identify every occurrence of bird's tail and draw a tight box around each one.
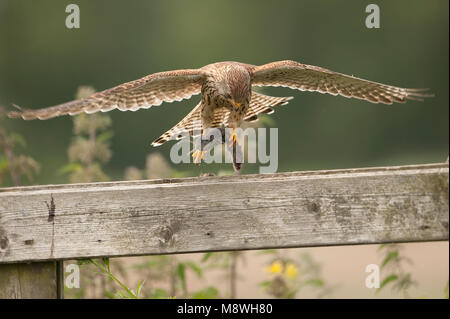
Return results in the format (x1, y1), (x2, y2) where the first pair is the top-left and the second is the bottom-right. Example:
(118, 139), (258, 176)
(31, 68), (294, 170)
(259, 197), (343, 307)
(244, 91), (293, 122)
(152, 92), (294, 146)
(152, 101), (204, 147)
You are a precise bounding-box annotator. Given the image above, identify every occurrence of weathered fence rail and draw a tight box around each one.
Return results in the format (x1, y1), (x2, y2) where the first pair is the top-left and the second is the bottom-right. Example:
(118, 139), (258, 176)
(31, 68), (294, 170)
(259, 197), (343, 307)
(0, 162), (448, 298)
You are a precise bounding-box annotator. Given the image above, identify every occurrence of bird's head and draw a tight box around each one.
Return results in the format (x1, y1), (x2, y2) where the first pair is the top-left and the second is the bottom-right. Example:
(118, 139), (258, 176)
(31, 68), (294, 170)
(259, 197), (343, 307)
(223, 90), (246, 112)
(220, 67), (251, 111)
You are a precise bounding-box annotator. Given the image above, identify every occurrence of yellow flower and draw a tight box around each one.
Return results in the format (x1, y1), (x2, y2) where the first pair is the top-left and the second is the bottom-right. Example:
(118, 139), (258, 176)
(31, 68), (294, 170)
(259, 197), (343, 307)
(284, 263), (299, 279)
(266, 260), (283, 274)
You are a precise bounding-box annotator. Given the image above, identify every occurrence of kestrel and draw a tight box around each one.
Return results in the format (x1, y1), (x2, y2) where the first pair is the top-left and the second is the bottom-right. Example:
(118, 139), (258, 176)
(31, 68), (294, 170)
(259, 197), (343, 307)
(8, 60), (431, 164)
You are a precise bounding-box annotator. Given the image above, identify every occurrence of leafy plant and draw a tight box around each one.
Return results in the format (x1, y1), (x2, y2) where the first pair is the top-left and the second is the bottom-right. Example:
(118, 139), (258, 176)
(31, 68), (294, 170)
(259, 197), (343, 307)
(131, 255), (206, 298)
(79, 258), (144, 299)
(59, 86), (112, 183)
(0, 106), (40, 186)
(376, 244), (416, 297)
(124, 152), (193, 181)
(259, 250), (335, 298)
(201, 251), (245, 298)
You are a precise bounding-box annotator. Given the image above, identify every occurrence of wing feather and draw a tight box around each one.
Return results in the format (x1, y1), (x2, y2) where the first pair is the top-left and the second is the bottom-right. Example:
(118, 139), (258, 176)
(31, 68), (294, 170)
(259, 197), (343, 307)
(251, 60), (433, 105)
(8, 69), (206, 120)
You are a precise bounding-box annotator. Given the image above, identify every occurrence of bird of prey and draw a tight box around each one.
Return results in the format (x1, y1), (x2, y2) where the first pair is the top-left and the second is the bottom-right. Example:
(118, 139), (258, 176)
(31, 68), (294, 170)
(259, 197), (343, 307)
(8, 60), (431, 164)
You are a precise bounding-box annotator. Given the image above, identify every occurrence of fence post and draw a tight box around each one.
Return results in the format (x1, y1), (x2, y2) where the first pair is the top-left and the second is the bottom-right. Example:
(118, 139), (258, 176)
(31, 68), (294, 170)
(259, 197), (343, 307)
(0, 261), (64, 298)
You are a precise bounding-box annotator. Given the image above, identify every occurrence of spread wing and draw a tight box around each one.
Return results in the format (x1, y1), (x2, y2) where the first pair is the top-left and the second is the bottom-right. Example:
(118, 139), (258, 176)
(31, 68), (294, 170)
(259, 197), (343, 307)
(251, 60), (432, 104)
(8, 69), (206, 120)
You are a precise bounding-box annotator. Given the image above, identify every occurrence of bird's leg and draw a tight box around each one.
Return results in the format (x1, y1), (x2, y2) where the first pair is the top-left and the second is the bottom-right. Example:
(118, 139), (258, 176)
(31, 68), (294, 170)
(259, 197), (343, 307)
(192, 128), (220, 165)
(224, 129), (244, 172)
(228, 127), (241, 147)
(192, 149), (207, 164)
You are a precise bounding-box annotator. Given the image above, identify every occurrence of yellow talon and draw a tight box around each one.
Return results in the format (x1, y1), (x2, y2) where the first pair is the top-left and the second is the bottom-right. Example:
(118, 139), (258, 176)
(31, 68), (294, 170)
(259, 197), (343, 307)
(228, 128), (241, 147)
(192, 150), (207, 164)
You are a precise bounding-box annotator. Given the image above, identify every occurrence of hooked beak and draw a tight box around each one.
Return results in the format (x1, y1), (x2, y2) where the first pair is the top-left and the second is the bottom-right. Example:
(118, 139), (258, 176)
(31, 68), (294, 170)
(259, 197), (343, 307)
(232, 101), (242, 111)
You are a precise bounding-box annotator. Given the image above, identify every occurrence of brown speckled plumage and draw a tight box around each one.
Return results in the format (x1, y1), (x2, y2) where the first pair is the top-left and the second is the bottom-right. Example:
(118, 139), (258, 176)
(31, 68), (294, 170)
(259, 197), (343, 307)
(8, 60), (432, 146)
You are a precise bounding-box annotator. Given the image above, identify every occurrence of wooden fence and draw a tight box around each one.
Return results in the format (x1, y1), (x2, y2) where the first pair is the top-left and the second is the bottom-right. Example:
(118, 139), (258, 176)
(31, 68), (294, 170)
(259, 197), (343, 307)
(0, 162), (448, 298)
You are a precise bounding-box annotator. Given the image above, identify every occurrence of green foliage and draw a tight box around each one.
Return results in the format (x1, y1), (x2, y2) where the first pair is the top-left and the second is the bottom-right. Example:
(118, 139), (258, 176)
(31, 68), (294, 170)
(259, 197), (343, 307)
(0, 107), (40, 186)
(150, 288), (170, 299)
(381, 251), (399, 269)
(82, 258), (143, 299)
(201, 251), (244, 298)
(376, 244), (416, 297)
(191, 287), (220, 299)
(176, 262), (187, 295)
(58, 163), (83, 175)
(259, 250), (335, 299)
(123, 166), (143, 180)
(379, 274), (399, 291)
(60, 87), (112, 183)
(184, 261), (203, 277)
(124, 152), (175, 181)
(201, 252), (214, 262)
(129, 255), (209, 298)
(9, 132), (27, 148)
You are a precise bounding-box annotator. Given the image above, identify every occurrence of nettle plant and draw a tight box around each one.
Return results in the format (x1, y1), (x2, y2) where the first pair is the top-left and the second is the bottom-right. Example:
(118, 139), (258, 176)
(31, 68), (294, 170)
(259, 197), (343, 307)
(0, 107), (40, 187)
(59, 86), (113, 183)
(376, 244), (417, 297)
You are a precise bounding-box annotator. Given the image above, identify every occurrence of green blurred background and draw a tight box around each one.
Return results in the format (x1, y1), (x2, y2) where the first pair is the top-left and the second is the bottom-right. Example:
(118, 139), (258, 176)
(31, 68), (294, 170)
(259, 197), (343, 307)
(0, 0), (448, 185)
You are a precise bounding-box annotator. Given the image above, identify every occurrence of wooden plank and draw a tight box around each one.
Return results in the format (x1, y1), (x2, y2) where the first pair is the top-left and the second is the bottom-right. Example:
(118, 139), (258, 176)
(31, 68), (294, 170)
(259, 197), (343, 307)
(0, 163), (448, 264)
(0, 261), (62, 298)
